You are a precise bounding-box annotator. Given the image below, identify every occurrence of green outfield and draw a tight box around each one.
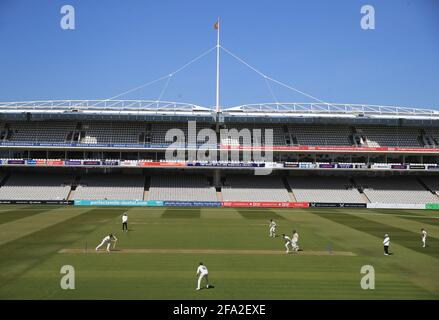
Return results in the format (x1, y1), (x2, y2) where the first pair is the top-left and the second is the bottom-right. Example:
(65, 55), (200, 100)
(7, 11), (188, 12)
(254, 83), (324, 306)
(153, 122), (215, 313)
(0, 205), (438, 299)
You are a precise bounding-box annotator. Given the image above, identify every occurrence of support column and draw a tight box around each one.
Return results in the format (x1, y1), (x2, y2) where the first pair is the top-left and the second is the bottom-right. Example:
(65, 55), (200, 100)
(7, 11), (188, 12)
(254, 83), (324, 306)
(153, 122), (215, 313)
(213, 169), (221, 187)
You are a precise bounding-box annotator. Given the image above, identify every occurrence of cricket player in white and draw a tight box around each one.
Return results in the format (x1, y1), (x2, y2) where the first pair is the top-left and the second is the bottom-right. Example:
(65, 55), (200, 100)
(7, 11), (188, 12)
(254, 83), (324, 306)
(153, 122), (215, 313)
(196, 262), (210, 290)
(282, 234), (292, 253)
(291, 230), (299, 251)
(122, 213), (128, 232)
(383, 233), (390, 255)
(269, 219), (277, 238)
(95, 234), (118, 252)
(421, 228), (427, 248)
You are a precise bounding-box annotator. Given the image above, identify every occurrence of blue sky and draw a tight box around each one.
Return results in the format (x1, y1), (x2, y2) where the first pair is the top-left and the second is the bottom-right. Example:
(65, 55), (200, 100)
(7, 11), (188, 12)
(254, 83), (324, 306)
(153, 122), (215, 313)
(0, 0), (438, 109)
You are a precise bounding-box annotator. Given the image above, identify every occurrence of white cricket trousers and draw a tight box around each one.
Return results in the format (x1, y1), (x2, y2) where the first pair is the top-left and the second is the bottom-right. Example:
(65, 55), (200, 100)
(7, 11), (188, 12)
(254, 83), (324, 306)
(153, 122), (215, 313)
(291, 241), (299, 251)
(269, 227), (276, 237)
(96, 240), (111, 251)
(197, 273), (209, 290)
(422, 237), (426, 247)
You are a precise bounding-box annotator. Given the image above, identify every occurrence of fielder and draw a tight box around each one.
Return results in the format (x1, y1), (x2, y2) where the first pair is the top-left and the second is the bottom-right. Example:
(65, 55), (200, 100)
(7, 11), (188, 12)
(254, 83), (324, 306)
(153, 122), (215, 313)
(196, 262), (210, 291)
(291, 230), (300, 251)
(269, 219), (277, 238)
(122, 212), (128, 232)
(383, 233), (390, 255)
(95, 233), (118, 252)
(421, 228), (427, 248)
(282, 234), (292, 253)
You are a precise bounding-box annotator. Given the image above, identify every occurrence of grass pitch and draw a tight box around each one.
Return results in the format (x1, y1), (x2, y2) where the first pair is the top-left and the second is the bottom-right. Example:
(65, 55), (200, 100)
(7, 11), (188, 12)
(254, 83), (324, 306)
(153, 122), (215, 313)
(0, 205), (438, 299)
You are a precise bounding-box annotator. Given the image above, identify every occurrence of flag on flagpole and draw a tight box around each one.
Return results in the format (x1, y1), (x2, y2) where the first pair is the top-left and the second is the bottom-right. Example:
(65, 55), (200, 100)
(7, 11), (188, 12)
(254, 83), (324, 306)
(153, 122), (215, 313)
(214, 21), (219, 29)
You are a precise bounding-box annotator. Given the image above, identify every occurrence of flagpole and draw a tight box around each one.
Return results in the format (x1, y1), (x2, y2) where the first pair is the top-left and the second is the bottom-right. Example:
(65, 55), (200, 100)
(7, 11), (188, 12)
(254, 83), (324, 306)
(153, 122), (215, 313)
(215, 18), (220, 113)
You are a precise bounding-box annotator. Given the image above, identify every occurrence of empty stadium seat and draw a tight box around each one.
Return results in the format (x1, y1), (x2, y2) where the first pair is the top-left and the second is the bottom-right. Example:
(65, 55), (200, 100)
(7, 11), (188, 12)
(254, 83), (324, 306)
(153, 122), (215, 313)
(148, 175), (217, 201)
(0, 173), (72, 200)
(221, 175), (290, 202)
(72, 174), (145, 200)
(355, 176), (439, 204)
(289, 125), (352, 146)
(1, 121), (436, 148)
(418, 176), (439, 198)
(287, 176), (366, 203)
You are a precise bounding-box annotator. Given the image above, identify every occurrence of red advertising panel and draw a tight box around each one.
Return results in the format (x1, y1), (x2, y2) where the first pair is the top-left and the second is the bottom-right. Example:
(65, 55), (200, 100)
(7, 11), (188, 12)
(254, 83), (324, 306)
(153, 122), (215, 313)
(46, 160), (64, 166)
(139, 161), (186, 167)
(222, 202), (309, 208)
(287, 202), (310, 208)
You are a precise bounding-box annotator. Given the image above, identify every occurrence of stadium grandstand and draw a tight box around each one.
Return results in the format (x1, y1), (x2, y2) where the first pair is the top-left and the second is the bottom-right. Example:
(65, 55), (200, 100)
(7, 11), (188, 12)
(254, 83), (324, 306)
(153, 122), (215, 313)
(0, 35), (438, 208)
(0, 100), (439, 208)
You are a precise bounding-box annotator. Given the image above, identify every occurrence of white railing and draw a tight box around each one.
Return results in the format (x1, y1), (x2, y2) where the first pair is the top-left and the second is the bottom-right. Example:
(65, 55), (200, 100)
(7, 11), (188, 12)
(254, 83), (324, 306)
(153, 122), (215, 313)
(225, 103), (439, 117)
(0, 100), (210, 112)
(1, 100), (439, 120)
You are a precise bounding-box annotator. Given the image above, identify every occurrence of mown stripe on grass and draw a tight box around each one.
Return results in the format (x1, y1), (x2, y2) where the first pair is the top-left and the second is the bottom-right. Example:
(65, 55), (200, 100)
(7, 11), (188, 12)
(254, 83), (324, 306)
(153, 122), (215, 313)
(350, 210), (439, 236)
(0, 208), (126, 290)
(311, 211), (439, 260)
(395, 215), (439, 227)
(364, 209), (427, 216)
(0, 208), (90, 246)
(161, 208), (201, 219)
(0, 208), (54, 225)
(238, 209), (286, 220)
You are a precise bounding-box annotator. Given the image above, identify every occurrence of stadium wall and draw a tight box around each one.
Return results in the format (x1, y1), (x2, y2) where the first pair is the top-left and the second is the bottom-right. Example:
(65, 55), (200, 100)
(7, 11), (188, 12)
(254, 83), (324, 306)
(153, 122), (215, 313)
(2, 159), (439, 172)
(0, 199), (438, 209)
(71, 200), (439, 209)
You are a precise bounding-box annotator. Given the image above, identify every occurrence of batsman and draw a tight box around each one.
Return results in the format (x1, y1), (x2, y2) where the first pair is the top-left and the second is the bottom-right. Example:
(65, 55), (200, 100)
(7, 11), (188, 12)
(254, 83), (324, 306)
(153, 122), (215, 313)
(95, 233), (118, 252)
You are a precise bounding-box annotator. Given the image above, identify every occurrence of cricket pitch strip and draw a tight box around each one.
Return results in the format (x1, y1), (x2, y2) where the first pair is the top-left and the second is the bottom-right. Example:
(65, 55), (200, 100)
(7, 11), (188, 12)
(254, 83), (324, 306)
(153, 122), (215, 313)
(59, 248), (357, 256)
